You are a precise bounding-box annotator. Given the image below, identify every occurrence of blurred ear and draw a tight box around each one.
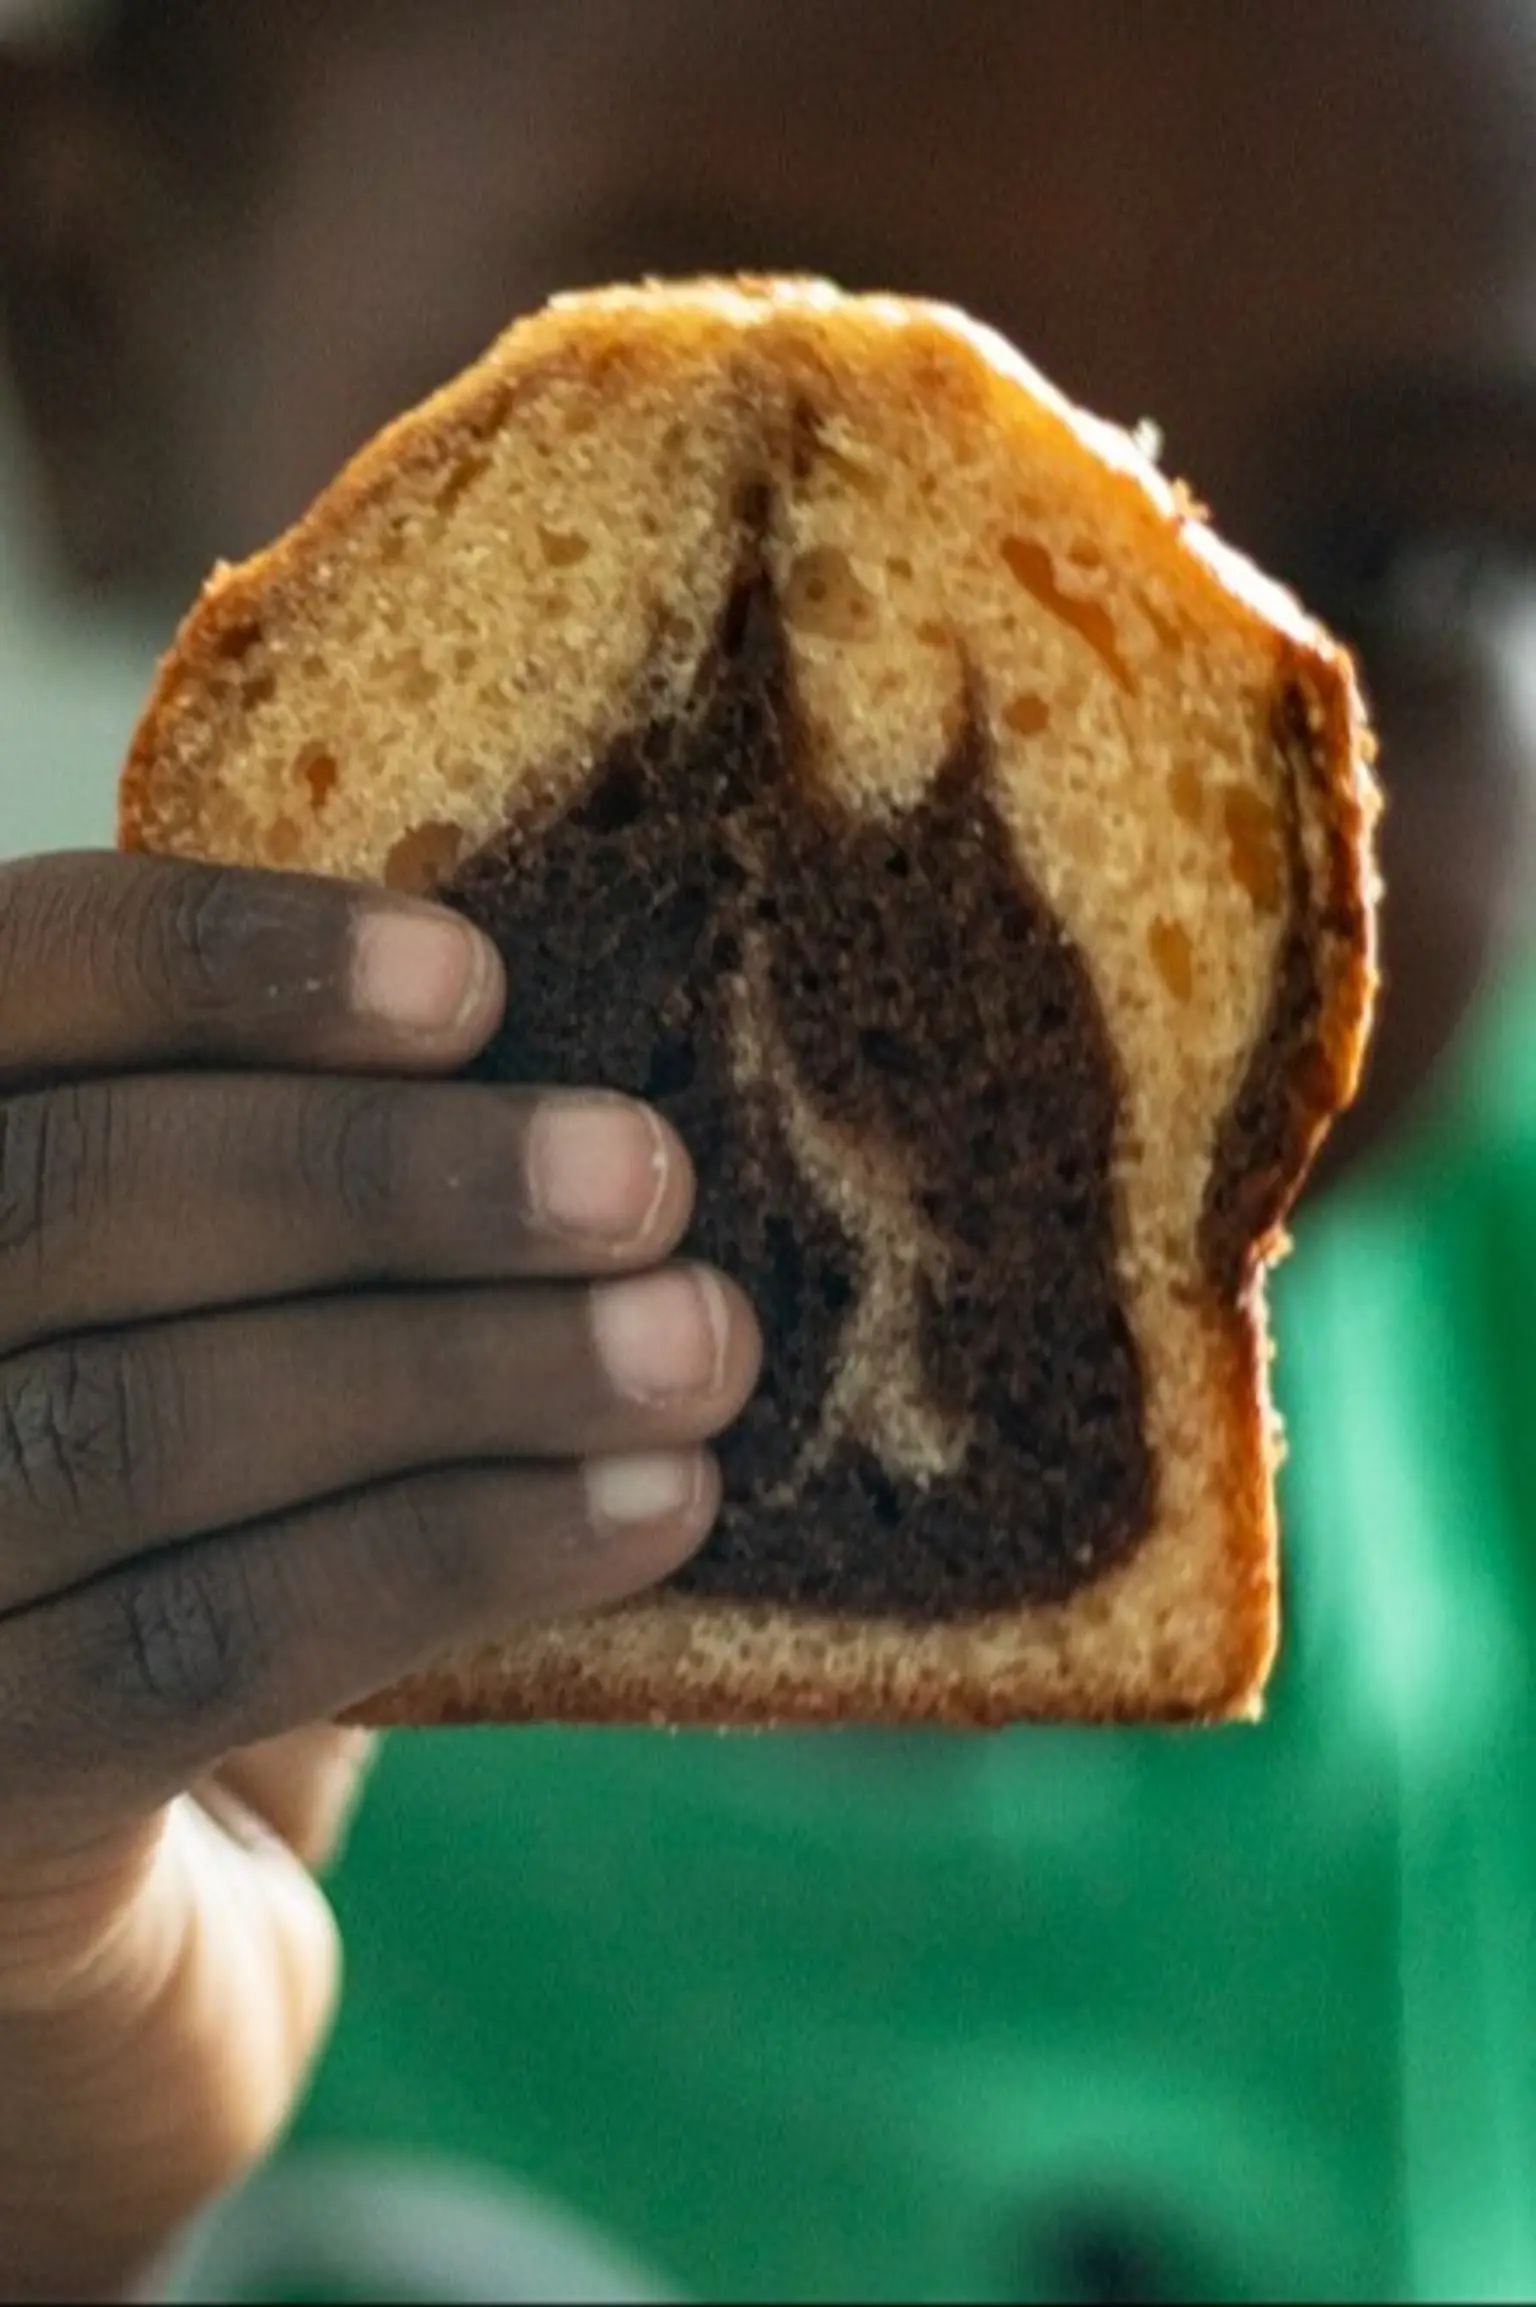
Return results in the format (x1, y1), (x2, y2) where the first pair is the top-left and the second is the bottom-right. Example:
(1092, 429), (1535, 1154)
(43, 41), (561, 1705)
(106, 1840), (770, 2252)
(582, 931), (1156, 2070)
(0, 48), (179, 589)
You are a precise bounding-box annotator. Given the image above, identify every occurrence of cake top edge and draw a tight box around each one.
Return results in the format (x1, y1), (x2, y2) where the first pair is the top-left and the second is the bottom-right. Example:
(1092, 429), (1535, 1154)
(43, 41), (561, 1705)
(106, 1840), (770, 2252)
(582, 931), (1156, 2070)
(193, 274), (1348, 679)
(535, 274), (1344, 663)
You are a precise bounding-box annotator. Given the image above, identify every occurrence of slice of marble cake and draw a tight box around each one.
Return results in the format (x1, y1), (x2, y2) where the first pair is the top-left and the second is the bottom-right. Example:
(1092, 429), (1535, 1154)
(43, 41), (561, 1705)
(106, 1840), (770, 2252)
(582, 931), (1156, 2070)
(119, 278), (1378, 1726)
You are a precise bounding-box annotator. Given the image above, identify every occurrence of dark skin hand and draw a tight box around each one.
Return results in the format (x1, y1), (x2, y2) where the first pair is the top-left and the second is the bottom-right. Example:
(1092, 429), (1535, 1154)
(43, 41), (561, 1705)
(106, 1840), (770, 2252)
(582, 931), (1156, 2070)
(0, 852), (758, 2300)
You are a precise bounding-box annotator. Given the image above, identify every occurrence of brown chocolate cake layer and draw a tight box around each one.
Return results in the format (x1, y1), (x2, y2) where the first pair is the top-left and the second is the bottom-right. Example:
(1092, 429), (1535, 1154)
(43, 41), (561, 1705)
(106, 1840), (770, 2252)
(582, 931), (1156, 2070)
(445, 536), (1153, 1617)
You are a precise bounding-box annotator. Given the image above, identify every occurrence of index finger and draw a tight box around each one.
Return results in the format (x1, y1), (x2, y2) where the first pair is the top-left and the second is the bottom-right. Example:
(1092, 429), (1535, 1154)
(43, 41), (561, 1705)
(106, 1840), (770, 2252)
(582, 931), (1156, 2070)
(0, 852), (503, 1086)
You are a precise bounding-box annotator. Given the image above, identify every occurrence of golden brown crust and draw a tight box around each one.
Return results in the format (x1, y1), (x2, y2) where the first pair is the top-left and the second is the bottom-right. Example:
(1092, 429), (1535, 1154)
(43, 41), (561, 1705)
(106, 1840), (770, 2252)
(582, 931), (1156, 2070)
(118, 277), (1377, 1729)
(1276, 637), (1380, 1130)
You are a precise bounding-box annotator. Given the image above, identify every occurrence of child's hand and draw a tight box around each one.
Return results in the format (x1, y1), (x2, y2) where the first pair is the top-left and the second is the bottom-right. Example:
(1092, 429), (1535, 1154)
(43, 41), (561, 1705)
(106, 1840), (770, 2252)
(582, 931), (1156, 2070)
(0, 851), (758, 2302)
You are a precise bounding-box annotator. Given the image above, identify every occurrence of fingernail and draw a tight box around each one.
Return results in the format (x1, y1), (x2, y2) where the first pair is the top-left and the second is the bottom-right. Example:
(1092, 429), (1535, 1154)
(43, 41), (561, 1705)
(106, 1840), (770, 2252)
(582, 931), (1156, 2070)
(351, 908), (495, 1036)
(593, 1268), (730, 1403)
(587, 1452), (703, 1526)
(528, 1099), (670, 1246)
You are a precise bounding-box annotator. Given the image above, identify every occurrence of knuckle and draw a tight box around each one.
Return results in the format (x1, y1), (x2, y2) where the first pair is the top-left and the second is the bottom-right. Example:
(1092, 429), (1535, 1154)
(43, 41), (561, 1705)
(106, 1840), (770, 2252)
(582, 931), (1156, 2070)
(0, 1335), (173, 1529)
(0, 857), (76, 1022)
(0, 1094), (52, 1279)
(367, 1473), (499, 1616)
(0, 1085), (111, 1291)
(299, 1082), (404, 1233)
(142, 864), (254, 1023)
(107, 1551), (261, 1726)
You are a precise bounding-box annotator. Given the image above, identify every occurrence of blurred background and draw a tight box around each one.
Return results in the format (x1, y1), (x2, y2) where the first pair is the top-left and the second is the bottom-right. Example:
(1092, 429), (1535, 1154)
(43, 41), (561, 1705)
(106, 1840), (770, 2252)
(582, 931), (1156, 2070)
(0, 373), (152, 848)
(3, 3), (1536, 2299)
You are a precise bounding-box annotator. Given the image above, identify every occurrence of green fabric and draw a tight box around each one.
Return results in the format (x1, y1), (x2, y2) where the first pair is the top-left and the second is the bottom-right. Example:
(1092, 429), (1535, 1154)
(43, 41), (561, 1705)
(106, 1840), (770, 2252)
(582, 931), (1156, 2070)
(287, 974), (1536, 2303)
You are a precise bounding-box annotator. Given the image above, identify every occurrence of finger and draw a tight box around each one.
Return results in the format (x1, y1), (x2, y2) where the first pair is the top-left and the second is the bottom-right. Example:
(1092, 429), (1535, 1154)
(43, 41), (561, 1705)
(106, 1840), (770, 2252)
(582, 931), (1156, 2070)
(211, 1727), (378, 1871)
(0, 1270), (759, 1610)
(0, 1075), (694, 1356)
(0, 853), (503, 1087)
(3, 1452), (717, 1826)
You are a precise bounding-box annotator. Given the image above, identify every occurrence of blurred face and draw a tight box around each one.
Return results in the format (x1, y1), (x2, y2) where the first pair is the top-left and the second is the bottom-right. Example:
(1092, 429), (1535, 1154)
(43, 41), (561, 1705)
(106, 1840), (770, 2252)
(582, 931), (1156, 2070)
(5, 0), (1535, 1166)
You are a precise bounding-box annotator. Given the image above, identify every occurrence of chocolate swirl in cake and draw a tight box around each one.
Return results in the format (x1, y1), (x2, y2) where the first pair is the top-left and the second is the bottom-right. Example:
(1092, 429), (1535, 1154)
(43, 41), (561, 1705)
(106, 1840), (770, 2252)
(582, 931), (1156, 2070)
(444, 514), (1163, 1618)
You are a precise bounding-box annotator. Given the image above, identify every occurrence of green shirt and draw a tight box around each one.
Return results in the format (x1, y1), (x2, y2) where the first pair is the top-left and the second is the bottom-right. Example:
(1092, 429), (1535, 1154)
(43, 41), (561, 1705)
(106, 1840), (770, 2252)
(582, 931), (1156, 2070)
(186, 974), (1536, 2305)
